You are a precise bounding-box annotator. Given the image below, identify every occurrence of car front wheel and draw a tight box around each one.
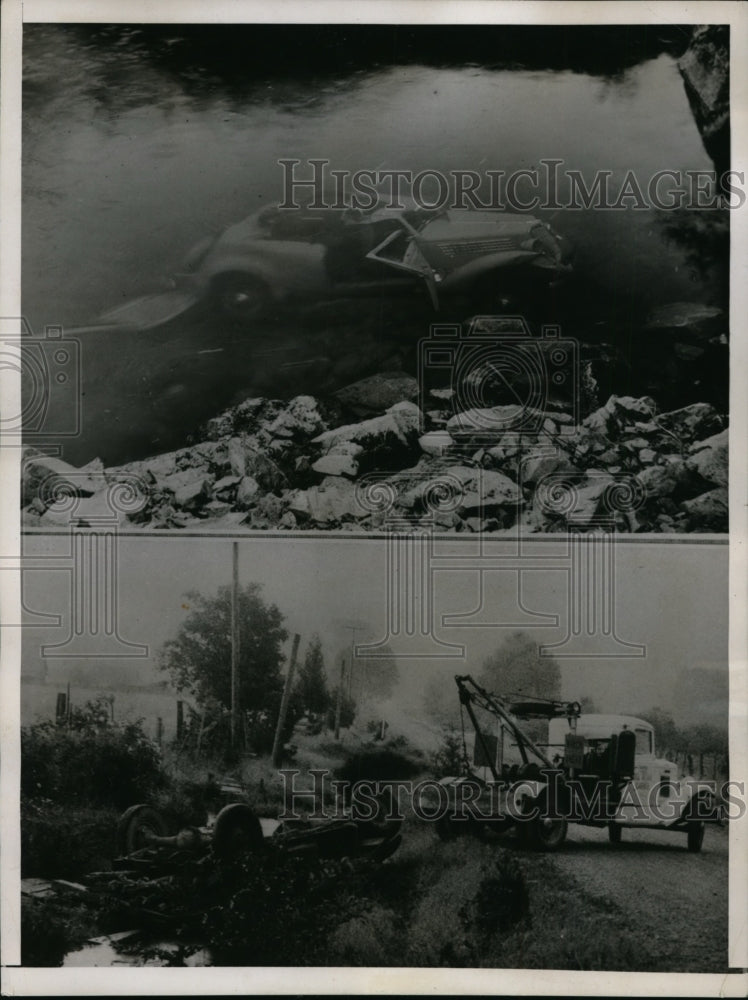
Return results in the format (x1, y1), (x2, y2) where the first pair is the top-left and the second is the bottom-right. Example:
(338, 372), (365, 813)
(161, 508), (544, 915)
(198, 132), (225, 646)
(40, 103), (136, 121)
(212, 273), (271, 323)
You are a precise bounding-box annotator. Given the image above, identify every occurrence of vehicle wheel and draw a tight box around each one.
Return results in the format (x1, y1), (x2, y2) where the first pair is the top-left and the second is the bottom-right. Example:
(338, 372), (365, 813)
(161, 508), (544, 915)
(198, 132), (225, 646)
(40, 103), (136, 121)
(211, 273), (271, 323)
(116, 804), (169, 856)
(526, 795), (567, 852)
(212, 803), (264, 861)
(608, 823), (622, 845)
(687, 820), (705, 853)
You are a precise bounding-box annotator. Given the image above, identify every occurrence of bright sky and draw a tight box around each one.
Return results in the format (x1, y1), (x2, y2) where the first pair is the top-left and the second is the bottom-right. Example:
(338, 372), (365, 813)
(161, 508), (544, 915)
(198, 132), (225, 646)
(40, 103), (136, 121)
(19, 533), (727, 722)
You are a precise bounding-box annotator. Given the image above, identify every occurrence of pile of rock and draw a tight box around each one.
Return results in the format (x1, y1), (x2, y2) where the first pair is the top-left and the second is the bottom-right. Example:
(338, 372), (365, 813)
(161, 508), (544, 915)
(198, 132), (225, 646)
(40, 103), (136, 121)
(21, 371), (728, 534)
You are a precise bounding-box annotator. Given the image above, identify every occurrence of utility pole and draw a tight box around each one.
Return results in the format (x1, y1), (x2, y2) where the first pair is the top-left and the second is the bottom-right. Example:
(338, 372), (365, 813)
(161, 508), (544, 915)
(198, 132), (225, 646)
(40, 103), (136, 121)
(272, 633), (300, 767)
(344, 625), (360, 701)
(334, 654), (346, 741)
(230, 542), (240, 749)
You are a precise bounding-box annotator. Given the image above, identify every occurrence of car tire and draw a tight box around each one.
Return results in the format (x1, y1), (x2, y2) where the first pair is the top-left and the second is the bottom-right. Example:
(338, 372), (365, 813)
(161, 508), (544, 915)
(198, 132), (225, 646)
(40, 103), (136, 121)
(212, 803), (264, 861)
(608, 823), (622, 845)
(687, 820), (705, 853)
(211, 273), (271, 323)
(116, 804), (169, 856)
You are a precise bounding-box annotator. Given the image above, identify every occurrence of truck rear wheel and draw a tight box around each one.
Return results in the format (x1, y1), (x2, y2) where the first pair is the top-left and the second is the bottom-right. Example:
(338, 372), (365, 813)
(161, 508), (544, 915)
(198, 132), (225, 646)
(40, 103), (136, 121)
(687, 820), (705, 853)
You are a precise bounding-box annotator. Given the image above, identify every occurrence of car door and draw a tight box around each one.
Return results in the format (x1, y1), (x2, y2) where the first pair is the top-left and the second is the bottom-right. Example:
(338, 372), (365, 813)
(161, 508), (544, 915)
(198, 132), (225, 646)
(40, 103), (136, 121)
(366, 228), (439, 308)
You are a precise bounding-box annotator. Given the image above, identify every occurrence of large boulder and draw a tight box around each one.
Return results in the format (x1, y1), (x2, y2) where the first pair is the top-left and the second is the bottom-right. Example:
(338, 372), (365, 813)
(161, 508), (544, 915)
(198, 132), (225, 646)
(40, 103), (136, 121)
(635, 457), (702, 501)
(288, 477), (360, 526)
(656, 403), (724, 444)
(226, 437), (288, 492)
(22, 450), (106, 505)
(334, 372), (419, 416)
(520, 449), (579, 486)
(446, 406), (546, 444)
(312, 401), (422, 471)
(680, 487), (728, 532)
(396, 464), (522, 525)
(687, 428), (728, 487)
(265, 395), (326, 439)
(418, 430), (455, 457)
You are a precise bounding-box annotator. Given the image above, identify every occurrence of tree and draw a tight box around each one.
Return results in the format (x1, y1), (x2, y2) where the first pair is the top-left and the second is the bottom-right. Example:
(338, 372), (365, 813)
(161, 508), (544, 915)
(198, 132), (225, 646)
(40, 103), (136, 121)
(634, 706), (681, 755)
(479, 632), (561, 701)
(159, 583), (288, 716)
(295, 634), (330, 715)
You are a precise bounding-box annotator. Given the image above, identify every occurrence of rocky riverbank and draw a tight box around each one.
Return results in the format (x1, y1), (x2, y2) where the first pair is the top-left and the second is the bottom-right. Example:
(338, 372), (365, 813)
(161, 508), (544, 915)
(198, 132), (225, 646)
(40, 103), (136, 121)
(678, 25), (730, 176)
(22, 349), (728, 535)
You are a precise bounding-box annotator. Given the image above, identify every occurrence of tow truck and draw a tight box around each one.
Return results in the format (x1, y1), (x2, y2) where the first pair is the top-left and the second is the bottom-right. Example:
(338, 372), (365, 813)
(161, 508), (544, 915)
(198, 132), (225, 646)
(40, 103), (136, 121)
(427, 675), (718, 852)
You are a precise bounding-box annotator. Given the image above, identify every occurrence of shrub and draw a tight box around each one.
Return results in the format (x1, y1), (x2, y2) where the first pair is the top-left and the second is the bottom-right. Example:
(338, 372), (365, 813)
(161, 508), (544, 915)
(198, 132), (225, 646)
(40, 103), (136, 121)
(21, 800), (119, 878)
(335, 747), (423, 791)
(21, 896), (99, 967)
(21, 698), (165, 810)
(328, 904), (400, 965)
(468, 853), (530, 935)
(433, 725), (467, 778)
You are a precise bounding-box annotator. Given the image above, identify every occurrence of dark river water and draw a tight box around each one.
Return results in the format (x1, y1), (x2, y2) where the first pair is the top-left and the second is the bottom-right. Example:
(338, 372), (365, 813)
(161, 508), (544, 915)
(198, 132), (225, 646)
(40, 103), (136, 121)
(22, 25), (727, 466)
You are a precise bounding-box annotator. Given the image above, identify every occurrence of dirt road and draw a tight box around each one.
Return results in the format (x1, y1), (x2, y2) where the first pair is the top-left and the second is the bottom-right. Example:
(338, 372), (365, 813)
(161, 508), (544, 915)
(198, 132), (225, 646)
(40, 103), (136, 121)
(547, 822), (729, 972)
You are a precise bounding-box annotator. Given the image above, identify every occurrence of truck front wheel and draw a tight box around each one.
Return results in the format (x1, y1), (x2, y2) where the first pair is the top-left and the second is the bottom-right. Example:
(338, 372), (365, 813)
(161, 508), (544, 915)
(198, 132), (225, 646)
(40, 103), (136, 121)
(525, 793), (567, 852)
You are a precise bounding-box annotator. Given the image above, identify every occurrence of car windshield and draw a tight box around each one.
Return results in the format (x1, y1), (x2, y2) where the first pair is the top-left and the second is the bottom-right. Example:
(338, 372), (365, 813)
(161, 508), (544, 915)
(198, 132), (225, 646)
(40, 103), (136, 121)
(366, 204), (446, 232)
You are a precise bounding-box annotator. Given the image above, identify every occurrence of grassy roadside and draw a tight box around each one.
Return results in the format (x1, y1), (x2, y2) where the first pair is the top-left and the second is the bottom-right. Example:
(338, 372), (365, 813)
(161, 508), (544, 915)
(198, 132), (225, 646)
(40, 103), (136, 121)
(21, 718), (660, 970)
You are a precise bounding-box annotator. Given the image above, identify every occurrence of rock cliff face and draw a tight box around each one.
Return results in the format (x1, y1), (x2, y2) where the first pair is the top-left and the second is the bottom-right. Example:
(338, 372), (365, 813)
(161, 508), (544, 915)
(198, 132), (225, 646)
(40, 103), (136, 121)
(678, 25), (730, 175)
(22, 366), (728, 534)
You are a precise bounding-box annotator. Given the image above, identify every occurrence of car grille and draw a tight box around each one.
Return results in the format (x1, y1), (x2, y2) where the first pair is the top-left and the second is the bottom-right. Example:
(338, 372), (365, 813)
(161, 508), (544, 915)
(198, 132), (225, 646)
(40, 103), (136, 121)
(434, 238), (518, 258)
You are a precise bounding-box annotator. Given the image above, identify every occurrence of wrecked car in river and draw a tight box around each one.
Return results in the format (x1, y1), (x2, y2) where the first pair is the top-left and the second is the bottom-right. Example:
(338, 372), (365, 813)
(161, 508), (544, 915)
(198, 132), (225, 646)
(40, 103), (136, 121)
(100, 202), (572, 328)
(182, 202), (572, 321)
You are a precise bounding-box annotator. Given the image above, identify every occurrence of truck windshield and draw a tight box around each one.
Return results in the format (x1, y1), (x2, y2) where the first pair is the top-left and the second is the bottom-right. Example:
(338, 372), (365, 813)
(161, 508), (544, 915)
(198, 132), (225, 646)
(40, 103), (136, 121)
(635, 728), (653, 755)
